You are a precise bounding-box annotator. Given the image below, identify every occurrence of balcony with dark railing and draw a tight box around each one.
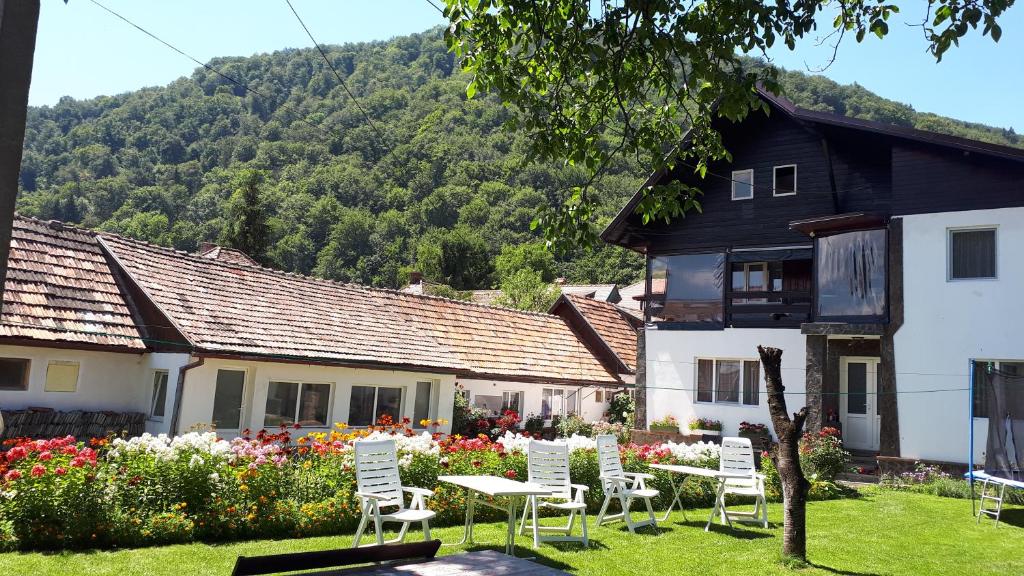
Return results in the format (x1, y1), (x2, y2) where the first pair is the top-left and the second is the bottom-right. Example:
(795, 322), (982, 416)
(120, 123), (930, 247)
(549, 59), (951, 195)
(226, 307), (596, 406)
(726, 290), (812, 328)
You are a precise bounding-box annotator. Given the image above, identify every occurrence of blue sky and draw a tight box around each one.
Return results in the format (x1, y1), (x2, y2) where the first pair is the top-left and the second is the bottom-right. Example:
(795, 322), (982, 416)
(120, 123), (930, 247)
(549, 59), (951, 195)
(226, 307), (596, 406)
(29, 1), (1024, 130)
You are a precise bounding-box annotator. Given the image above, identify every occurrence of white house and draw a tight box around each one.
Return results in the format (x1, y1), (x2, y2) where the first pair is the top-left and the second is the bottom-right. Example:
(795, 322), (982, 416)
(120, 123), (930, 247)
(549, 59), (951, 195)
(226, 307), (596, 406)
(1, 215), (630, 439)
(601, 87), (1024, 471)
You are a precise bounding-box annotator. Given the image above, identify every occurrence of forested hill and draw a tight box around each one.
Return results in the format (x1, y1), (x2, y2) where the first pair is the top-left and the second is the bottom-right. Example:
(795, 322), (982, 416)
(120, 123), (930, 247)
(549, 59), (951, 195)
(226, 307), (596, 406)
(16, 27), (1021, 291)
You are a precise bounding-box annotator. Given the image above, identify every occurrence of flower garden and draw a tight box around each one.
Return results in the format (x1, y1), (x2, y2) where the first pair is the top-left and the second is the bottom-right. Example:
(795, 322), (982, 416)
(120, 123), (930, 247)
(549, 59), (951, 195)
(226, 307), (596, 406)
(0, 419), (725, 551)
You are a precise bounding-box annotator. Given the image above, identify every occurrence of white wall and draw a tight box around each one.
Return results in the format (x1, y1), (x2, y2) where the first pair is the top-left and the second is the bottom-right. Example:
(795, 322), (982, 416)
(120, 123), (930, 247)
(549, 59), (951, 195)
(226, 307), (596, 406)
(459, 378), (612, 424)
(646, 328), (806, 439)
(177, 358), (457, 436)
(896, 207), (1024, 463)
(0, 344), (148, 413)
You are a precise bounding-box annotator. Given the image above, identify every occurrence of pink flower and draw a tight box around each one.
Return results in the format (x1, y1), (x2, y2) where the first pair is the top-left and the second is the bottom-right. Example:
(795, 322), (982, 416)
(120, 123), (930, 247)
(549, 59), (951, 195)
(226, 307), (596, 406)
(504, 470), (517, 479)
(3, 469), (22, 481)
(31, 464), (46, 477)
(69, 457), (85, 468)
(54, 467), (67, 476)
(38, 450), (53, 462)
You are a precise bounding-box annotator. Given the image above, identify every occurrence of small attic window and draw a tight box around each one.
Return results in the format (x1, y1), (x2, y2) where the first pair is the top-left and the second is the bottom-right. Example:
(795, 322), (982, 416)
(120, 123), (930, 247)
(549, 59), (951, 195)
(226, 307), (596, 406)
(774, 165), (797, 196)
(731, 169), (754, 200)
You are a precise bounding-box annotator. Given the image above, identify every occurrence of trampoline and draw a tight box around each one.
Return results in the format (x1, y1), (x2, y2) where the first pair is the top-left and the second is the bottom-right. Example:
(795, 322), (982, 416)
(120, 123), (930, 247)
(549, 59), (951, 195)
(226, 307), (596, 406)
(968, 360), (1024, 525)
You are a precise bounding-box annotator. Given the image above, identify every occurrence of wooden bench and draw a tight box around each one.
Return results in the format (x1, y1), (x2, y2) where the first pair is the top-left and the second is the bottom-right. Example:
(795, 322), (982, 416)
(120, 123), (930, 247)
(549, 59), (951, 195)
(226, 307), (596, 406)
(231, 539), (441, 576)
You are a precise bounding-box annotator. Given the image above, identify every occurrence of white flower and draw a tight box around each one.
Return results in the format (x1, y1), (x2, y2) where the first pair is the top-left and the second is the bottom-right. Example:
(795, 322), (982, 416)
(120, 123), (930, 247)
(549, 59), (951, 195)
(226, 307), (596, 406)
(189, 454), (205, 468)
(209, 472), (220, 482)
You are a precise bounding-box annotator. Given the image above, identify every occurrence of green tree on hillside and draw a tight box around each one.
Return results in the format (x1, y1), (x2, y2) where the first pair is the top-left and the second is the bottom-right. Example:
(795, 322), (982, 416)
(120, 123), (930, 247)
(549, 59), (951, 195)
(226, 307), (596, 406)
(415, 226), (492, 290)
(219, 169), (270, 263)
(494, 241), (556, 283)
(492, 269), (560, 312)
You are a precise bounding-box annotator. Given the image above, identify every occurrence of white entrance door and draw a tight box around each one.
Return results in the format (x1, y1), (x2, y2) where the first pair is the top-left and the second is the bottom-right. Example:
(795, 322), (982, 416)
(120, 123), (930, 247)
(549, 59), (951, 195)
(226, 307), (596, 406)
(839, 357), (880, 451)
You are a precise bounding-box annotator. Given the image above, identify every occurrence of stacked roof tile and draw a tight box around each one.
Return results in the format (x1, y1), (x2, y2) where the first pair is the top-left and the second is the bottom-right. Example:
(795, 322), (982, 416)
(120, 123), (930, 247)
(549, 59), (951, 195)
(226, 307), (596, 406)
(0, 217), (144, 350)
(562, 294), (638, 372)
(99, 233), (619, 384)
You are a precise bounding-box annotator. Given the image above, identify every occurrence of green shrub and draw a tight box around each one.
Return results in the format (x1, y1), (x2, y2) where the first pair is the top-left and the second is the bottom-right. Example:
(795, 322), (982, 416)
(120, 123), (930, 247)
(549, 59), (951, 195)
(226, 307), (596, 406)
(799, 427), (850, 482)
(556, 414), (593, 438)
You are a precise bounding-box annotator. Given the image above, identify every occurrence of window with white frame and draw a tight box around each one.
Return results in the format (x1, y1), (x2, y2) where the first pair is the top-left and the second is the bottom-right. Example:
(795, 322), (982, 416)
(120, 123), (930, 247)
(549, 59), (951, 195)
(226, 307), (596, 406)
(541, 388), (566, 419)
(696, 358), (760, 405)
(265, 381), (332, 427)
(731, 169), (754, 200)
(949, 228), (996, 280)
(348, 385), (402, 427)
(773, 165), (797, 196)
(501, 391), (523, 414)
(150, 370), (169, 419)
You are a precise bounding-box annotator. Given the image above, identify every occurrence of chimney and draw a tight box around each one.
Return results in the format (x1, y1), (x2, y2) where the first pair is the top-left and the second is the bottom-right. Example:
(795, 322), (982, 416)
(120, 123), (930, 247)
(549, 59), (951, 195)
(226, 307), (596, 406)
(199, 242), (216, 255)
(409, 271), (423, 285)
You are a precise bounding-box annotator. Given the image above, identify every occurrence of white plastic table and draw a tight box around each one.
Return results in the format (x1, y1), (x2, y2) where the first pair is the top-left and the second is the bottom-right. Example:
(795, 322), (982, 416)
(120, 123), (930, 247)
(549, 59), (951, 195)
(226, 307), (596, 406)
(648, 464), (755, 531)
(438, 475), (552, 556)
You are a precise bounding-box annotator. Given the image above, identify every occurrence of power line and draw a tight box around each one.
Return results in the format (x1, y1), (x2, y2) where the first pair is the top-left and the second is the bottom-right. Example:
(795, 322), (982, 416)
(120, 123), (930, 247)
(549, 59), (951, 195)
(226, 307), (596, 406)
(87, 0), (267, 100)
(283, 0), (397, 163)
(423, 0), (445, 14)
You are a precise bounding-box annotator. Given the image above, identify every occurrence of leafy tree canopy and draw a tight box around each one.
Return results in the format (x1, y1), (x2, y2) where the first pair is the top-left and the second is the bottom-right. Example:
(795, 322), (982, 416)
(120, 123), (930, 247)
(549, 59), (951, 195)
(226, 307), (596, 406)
(444, 0), (1015, 249)
(492, 268), (561, 312)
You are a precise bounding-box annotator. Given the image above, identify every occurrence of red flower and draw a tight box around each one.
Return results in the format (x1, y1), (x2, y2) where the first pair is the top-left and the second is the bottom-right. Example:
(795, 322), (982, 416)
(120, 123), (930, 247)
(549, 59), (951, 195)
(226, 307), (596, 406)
(70, 457), (86, 468)
(3, 469), (22, 481)
(54, 467), (67, 476)
(38, 450), (53, 462)
(504, 470), (517, 479)
(6, 446), (27, 463)
(293, 423), (302, 430)
(30, 464), (46, 477)
(471, 460), (482, 468)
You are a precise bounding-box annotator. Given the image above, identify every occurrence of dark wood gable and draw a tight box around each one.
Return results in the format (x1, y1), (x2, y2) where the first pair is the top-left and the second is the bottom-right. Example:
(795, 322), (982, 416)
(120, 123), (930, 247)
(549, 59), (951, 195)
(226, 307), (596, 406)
(612, 109), (853, 253)
(604, 89), (1024, 254)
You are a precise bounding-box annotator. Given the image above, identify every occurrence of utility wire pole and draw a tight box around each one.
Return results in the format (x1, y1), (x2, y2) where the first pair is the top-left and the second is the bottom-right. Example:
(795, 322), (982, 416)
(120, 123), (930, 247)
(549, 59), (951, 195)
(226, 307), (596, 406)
(0, 0), (41, 312)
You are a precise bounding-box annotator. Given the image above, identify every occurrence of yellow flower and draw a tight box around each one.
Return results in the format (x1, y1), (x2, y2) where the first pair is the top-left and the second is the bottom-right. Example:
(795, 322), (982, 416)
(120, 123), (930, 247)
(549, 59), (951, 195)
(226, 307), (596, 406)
(240, 484), (249, 492)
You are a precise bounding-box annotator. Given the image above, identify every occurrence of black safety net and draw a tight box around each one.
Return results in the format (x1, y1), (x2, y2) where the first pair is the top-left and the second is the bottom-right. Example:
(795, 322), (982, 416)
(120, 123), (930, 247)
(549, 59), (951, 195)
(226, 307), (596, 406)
(977, 364), (1024, 481)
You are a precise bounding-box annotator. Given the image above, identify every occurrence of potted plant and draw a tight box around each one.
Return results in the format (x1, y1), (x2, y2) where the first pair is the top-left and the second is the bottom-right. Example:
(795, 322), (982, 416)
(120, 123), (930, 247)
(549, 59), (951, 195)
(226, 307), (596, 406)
(649, 414), (680, 433)
(688, 417), (722, 437)
(738, 421), (772, 452)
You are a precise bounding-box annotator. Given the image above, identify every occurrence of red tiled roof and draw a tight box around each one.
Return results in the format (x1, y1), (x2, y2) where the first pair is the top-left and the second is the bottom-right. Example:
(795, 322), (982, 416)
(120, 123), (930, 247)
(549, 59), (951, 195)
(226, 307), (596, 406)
(563, 294), (638, 372)
(378, 291), (617, 384)
(100, 234), (618, 384)
(0, 216), (145, 350)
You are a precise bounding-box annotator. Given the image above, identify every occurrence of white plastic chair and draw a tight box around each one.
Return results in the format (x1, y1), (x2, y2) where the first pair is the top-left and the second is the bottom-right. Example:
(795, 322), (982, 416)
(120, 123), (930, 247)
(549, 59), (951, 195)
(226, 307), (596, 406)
(717, 436), (768, 528)
(353, 439), (436, 547)
(519, 440), (589, 547)
(595, 434), (659, 533)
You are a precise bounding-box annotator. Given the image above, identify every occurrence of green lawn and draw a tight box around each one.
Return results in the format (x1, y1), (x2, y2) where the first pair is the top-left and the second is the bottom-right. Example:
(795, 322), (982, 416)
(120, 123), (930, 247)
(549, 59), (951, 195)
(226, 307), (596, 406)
(3, 489), (1023, 575)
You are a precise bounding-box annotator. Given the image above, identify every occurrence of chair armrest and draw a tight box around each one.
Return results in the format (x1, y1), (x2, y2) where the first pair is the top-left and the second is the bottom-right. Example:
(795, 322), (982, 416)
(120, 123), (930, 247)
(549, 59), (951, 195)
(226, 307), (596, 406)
(599, 474), (631, 485)
(403, 487), (434, 498)
(354, 491), (390, 500)
(570, 483), (590, 492)
(624, 472), (655, 481)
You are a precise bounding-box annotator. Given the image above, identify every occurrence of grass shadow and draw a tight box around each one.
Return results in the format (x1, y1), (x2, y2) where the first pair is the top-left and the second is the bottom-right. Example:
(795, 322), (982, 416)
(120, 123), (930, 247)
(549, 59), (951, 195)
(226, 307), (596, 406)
(806, 560), (883, 576)
(979, 507), (1024, 528)
(668, 519), (775, 540)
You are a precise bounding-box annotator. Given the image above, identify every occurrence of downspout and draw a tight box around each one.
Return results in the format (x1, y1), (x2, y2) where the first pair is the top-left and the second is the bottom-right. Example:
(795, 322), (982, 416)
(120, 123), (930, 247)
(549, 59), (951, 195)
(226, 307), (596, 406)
(168, 356), (205, 436)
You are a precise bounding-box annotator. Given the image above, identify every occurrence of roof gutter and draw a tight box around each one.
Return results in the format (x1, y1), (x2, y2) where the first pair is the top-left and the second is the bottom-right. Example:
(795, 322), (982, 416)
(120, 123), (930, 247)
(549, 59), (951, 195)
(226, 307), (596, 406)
(168, 356), (204, 436)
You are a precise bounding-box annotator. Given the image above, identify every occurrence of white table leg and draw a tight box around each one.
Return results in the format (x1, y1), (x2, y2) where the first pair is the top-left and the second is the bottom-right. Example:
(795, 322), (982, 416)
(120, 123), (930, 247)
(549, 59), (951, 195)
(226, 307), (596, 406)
(506, 497), (517, 556)
(659, 474), (688, 522)
(450, 488), (475, 546)
(705, 478), (727, 531)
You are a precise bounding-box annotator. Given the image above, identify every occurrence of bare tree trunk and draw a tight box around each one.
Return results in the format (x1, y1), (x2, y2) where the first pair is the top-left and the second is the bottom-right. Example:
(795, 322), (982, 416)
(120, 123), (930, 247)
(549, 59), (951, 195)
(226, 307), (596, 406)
(0, 0), (41, 310)
(758, 345), (810, 562)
